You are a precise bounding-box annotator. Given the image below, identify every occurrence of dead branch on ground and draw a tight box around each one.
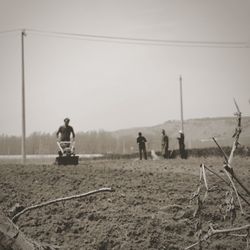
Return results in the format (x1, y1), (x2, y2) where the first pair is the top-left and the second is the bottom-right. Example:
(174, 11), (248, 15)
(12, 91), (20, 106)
(0, 209), (60, 250)
(185, 223), (250, 250)
(12, 187), (113, 222)
(1, 187), (114, 249)
(187, 100), (250, 249)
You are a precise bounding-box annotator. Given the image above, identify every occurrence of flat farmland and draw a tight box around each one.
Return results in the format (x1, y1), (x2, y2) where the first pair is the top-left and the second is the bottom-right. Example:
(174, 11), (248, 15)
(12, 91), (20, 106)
(0, 157), (249, 249)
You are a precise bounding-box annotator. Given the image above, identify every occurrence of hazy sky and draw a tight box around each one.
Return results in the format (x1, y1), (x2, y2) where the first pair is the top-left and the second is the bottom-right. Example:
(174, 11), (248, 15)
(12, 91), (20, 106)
(0, 0), (250, 135)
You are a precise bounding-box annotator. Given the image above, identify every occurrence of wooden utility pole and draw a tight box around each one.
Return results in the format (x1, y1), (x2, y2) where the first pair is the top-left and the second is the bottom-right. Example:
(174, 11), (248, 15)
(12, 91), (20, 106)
(122, 141), (126, 154)
(21, 30), (26, 164)
(179, 75), (184, 133)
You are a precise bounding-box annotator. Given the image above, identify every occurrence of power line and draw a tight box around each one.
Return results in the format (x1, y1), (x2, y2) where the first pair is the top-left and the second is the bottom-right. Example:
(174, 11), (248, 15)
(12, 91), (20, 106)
(0, 29), (22, 35)
(0, 28), (250, 48)
(26, 29), (250, 48)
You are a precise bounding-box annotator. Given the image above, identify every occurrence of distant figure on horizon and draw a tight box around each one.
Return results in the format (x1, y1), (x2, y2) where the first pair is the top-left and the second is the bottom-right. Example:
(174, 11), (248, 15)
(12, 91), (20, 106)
(161, 129), (169, 159)
(177, 130), (186, 159)
(56, 118), (75, 142)
(137, 132), (147, 160)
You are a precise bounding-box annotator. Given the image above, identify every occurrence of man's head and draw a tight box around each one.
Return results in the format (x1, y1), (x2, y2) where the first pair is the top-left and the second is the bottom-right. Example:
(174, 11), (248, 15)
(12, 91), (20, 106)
(64, 118), (70, 126)
(162, 129), (165, 135)
(138, 132), (142, 136)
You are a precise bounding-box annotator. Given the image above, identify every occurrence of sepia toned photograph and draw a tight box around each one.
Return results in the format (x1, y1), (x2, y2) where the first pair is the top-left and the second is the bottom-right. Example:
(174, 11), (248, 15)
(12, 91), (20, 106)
(0, 0), (249, 249)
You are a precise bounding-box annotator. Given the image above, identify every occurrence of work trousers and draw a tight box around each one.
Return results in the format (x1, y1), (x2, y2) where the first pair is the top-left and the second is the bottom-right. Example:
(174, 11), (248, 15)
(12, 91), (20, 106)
(162, 145), (169, 159)
(179, 144), (186, 159)
(139, 145), (147, 160)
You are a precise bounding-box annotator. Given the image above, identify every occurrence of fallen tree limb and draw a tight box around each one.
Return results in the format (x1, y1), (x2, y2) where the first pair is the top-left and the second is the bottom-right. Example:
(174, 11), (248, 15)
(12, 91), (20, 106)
(1, 187), (114, 249)
(212, 137), (229, 163)
(201, 164), (209, 201)
(223, 168), (244, 214)
(232, 172), (250, 196)
(204, 166), (250, 206)
(228, 98), (242, 165)
(12, 187), (113, 222)
(224, 165), (250, 196)
(0, 210), (59, 250)
(205, 165), (230, 185)
(185, 224), (250, 250)
(187, 100), (250, 250)
(160, 204), (184, 210)
(210, 223), (250, 234)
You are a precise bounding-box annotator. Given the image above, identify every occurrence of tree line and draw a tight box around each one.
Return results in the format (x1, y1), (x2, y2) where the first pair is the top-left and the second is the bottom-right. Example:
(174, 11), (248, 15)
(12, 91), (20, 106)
(0, 131), (147, 155)
(2, 130), (246, 155)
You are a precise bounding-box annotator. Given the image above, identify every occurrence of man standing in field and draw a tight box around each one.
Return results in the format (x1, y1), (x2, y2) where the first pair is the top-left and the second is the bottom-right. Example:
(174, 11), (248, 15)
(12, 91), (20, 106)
(56, 118), (75, 142)
(177, 130), (186, 159)
(137, 132), (147, 160)
(161, 129), (169, 159)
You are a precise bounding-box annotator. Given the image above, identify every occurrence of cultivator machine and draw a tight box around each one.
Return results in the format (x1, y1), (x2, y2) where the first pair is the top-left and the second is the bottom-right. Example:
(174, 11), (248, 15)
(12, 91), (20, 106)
(55, 141), (79, 165)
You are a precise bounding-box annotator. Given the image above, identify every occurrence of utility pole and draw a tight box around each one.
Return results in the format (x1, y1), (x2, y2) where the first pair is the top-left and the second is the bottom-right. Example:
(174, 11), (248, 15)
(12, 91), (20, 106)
(122, 141), (126, 154)
(21, 30), (26, 164)
(178, 75), (187, 158)
(179, 75), (184, 133)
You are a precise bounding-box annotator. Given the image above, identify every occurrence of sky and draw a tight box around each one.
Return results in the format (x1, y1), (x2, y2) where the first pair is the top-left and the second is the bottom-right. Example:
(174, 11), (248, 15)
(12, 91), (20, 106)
(0, 0), (250, 135)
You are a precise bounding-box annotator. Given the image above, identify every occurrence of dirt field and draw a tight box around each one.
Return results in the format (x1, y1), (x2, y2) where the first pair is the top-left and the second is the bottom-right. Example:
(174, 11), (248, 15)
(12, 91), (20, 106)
(0, 157), (249, 250)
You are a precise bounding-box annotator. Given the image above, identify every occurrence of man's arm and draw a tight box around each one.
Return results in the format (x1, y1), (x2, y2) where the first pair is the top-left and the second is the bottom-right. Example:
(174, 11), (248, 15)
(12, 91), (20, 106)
(166, 136), (169, 147)
(56, 127), (61, 139)
(71, 127), (75, 139)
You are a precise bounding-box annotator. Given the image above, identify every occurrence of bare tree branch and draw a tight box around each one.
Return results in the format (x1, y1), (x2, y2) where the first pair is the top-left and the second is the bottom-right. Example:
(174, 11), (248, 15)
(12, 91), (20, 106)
(12, 187), (113, 222)
(187, 100), (249, 249)
(204, 165), (250, 206)
(201, 164), (209, 201)
(223, 168), (244, 214)
(212, 137), (229, 163)
(185, 224), (250, 250)
(0, 210), (60, 249)
(228, 98), (242, 165)
(231, 171), (250, 196)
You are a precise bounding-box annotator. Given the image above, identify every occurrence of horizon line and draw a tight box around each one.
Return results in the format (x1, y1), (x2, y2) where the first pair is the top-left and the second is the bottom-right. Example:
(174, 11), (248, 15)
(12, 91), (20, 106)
(1, 115), (249, 137)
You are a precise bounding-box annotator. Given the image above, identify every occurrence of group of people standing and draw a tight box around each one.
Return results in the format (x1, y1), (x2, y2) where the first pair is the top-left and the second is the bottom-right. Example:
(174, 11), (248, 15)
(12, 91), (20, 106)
(136, 130), (186, 160)
(57, 118), (186, 160)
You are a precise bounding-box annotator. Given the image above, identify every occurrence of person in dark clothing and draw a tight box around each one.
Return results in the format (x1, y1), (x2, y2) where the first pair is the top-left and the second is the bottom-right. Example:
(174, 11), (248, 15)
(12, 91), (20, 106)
(177, 130), (186, 159)
(56, 118), (76, 156)
(161, 129), (169, 159)
(56, 118), (75, 142)
(137, 132), (147, 160)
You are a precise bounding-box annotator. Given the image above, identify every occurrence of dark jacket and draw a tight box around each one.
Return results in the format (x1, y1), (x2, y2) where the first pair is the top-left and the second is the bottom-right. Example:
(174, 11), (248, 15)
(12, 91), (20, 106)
(137, 136), (147, 148)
